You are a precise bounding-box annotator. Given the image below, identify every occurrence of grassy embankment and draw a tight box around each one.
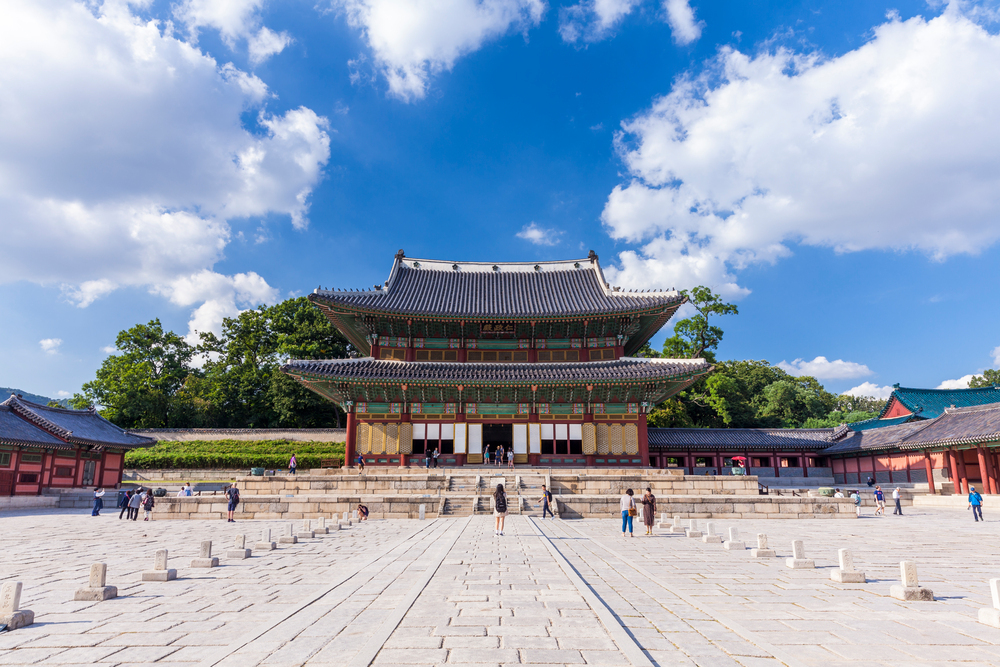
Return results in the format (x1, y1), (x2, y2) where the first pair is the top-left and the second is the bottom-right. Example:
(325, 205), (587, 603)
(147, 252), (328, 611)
(124, 440), (345, 470)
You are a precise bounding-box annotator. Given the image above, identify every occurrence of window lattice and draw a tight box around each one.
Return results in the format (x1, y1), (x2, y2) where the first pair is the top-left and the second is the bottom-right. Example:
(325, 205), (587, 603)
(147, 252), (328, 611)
(400, 422), (413, 454)
(385, 423), (399, 455)
(357, 423), (371, 455)
(624, 424), (639, 455)
(596, 423), (610, 455)
(610, 424), (624, 455)
(582, 423), (597, 455)
(371, 424), (386, 455)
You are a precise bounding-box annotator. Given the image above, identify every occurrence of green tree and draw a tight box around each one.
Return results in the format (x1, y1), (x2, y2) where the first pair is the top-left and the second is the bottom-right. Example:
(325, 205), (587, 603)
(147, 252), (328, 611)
(969, 369), (1000, 388)
(662, 286), (738, 362)
(78, 319), (196, 427)
(646, 399), (693, 427)
(834, 394), (885, 414)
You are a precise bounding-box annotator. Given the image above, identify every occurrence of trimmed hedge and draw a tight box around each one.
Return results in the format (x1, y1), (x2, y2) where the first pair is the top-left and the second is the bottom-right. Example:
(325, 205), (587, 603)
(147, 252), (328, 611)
(124, 439), (345, 470)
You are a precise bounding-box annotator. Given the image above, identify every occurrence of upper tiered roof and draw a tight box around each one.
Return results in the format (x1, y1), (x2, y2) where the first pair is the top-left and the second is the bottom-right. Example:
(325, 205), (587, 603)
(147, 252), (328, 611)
(311, 250), (684, 319)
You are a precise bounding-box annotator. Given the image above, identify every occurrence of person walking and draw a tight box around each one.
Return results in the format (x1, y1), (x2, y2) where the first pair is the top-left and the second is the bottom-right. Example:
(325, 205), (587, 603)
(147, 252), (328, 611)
(540, 484), (554, 519)
(507, 448), (514, 469)
(493, 483), (508, 536)
(356, 453), (365, 474)
(424, 449), (431, 469)
(128, 488), (143, 520)
(225, 483), (240, 522)
(873, 486), (885, 516)
(641, 487), (656, 535)
(620, 488), (636, 538)
(91, 487), (105, 516)
(969, 485), (984, 521)
(141, 489), (155, 521)
(289, 454), (297, 475)
(892, 487), (903, 515)
(496, 446), (504, 468)
(118, 489), (133, 520)
(432, 447), (440, 468)
(850, 490), (861, 517)
(484, 445), (490, 466)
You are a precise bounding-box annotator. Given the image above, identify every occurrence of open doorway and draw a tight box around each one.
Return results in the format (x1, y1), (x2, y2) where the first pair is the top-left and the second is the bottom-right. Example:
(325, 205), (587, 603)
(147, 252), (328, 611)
(483, 423), (512, 463)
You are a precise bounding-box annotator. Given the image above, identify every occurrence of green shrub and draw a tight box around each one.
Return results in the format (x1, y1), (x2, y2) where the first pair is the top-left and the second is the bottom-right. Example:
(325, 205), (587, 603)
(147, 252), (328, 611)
(125, 439), (345, 469)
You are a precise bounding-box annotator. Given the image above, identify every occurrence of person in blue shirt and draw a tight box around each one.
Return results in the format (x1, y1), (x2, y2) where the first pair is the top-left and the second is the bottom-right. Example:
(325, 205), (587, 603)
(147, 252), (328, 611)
(873, 486), (885, 516)
(968, 486), (984, 522)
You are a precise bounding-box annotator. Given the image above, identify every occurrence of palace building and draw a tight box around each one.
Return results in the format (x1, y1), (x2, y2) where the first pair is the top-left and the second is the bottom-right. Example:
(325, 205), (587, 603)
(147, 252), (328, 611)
(0, 395), (154, 496)
(282, 250), (713, 467)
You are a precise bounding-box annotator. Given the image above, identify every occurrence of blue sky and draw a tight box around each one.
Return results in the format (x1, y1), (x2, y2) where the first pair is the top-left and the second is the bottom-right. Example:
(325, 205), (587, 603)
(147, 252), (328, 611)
(3, 0), (1000, 401)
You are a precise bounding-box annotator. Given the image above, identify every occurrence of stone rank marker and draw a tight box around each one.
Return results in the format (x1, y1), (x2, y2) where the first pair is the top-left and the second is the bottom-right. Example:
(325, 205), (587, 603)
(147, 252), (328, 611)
(0, 581), (34, 630)
(978, 579), (1000, 628)
(685, 519), (703, 539)
(279, 523), (298, 544)
(702, 522), (722, 543)
(785, 540), (815, 569)
(669, 515), (685, 533)
(227, 535), (252, 559)
(723, 527), (746, 551)
(830, 548), (866, 583)
(297, 519), (316, 539)
(191, 540), (220, 568)
(141, 549), (177, 581)
(750, 533), (775, 558)
(74, 562), (118, 601)
(314, 517), (329, 535)
(419, 504), (426, 520)
(255, 528), (276, 551)
(890, 561), (934, 601)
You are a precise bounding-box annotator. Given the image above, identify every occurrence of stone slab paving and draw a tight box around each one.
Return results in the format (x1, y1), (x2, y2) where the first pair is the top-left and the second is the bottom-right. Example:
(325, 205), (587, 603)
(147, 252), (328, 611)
(0, 507), (998, 666)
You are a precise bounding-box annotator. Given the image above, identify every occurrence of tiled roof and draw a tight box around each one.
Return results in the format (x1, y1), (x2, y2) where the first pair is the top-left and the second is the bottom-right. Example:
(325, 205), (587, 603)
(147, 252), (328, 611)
(0, 395), (155, 449)
(283, 357), (711, 384)
(0, 405), (70, 449)
(877, 385), (1000, 420)
(896, 403), (1000, 449)
(311, 252), (684, 318)
(820, 420), (933, 454)
(649, 428), (835, 450)
(845, 414), (915, 431)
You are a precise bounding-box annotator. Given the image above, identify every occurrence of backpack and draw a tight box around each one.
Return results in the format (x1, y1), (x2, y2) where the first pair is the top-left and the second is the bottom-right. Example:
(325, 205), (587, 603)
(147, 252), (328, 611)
(143, 495), (154, 510)
(495, 493), (507, 513)
(229, 487), (240, 504)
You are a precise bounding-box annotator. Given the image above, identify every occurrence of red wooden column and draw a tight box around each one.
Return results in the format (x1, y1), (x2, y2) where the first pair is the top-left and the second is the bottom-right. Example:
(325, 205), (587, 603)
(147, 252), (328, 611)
(637, 417), (649, 467)
(958, 450), (969, 495)
(923, 452), (936, 494)
(948, 449), (962, 495)
(345, 412), (357, 469)
(981, 446), (999, 494)
(976, 446), (991, 494)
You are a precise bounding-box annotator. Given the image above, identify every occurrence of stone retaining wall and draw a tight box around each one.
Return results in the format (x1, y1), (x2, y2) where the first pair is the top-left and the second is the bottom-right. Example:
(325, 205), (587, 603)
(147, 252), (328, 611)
(555, 495), (856, 519)
(151, 492), (854, 520)
(125, 469), (245, 481)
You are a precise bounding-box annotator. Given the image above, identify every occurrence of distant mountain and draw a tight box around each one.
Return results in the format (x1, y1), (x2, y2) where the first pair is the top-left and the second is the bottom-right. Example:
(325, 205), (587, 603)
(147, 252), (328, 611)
(0, 387), (70, 408)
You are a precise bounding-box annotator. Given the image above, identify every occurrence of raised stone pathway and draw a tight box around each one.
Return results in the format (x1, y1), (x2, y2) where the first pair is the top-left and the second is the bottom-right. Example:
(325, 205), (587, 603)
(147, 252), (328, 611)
(0, 508), (998, 666)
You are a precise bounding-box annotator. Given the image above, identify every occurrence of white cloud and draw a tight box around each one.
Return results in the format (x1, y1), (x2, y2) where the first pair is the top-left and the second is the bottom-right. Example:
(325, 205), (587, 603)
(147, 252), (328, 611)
(776, 356), (873, 380)
(335, 0), (545, 101)
(516, 222), (564, 246)
(56, 390), (71, 398)
(559, 0), (638, 44)
(602, 8), (1000, 295)
(248, 26), (292, 65)
(991, 345), (1000, 367)
(842, 382), (894, 400)
(101, 345), (117, 355)
(937, 374), (975, 389)
(0, 0), (329, 336)
(174, 0), (292, 64)
(663, 0), (702, 45)
(40, 339), (63, 355)
(153, 270), (280, 344)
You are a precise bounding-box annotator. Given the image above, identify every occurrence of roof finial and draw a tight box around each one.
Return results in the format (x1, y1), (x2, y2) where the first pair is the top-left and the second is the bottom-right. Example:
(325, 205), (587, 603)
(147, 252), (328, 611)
(588, 249), (598, 262)
(395, 249), (405, 259)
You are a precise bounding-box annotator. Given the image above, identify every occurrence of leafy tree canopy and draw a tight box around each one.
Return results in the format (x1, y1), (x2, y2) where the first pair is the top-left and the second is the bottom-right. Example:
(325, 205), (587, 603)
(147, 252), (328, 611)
(969, 369), (1000, 388)
(75, 298), (351, 429)
(662, 286), (738, 363)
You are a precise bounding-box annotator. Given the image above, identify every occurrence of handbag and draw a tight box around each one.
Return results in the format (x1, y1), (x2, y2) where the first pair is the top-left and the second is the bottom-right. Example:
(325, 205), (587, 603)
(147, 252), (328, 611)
(627, 499), (637, 517)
